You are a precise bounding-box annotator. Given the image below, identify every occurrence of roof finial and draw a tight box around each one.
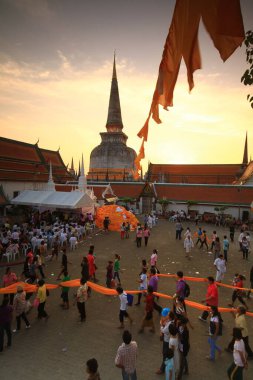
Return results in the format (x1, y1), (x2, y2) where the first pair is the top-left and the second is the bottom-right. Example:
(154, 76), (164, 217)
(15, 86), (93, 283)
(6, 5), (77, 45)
(242, 131), (248, 165)
(112, 50), (117, 79)
(78, 154), (87, 191)
(47, 161), (55, 191)
(35, 138), (39, 145)
(106, 52), (123, 130)
(81, 154), (84, 177)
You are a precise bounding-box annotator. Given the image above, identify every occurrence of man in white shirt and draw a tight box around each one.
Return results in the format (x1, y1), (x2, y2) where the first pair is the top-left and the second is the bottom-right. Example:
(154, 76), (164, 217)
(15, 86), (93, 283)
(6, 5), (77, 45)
(214, 254), (226, 282)
(116, 287), (133, 329)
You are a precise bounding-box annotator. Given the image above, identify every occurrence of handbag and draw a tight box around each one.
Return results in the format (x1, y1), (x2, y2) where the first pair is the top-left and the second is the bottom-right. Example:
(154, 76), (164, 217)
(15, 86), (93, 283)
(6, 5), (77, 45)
(33, 298), (40, 308)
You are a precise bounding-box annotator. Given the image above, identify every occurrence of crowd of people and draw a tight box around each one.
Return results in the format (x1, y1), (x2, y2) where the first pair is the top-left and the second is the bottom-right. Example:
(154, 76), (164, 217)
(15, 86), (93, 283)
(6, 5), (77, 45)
(0, 213), (95, 262)
(0, 214), (252, 380)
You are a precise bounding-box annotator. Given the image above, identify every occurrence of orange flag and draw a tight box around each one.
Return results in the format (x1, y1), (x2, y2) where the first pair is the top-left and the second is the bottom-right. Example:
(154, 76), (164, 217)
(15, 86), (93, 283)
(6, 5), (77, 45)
(136, 0), (245, 169)
(133, 139), (145, 179)
(137, 114), (151, 141)
(149, 0), (244, 124)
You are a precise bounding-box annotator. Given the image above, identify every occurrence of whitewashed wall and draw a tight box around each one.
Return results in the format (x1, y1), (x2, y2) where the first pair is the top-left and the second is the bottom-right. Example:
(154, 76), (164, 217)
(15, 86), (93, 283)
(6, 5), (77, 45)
(2, 181), (47, 200)
(155, 201), (251, 219)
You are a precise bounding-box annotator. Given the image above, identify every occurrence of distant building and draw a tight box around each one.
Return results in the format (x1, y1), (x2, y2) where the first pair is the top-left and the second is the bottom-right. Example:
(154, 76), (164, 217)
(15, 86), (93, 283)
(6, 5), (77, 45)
(87, 55), (137, 181)
(0, 136), (74, 201)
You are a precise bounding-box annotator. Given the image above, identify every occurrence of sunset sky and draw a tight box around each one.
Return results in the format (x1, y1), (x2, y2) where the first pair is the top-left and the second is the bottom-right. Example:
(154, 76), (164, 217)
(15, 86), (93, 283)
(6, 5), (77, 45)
(0, 0), (252, 174)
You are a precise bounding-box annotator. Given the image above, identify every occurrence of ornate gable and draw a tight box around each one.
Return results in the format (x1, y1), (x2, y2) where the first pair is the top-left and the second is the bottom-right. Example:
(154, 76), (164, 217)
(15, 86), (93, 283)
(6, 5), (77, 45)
(139, 182), (157, 198)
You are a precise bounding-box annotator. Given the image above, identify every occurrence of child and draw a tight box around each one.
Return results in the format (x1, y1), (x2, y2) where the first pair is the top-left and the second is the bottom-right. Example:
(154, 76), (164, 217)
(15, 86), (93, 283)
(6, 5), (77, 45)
(214, 237), (221, 259)
(136, 227), (143, 248)
(125, 222), (130, 239)
(150, 249), (158, 268)
(113, 254), (121, 285)
(223, 235), (229, 262)
(211, 231), (217, 251)
(143, 224), (151, 247)
(138, 285), (155, 333)
(60, 271), (70, 309)
(183, 235), (194, 259)
(139, 259), (148, 275)
(169, 324), (180, 376)
(165, 349), (175, 380)
(229, 274), (248, 310)
(116, 286), (133, 329)
(106, 261), (114, 288)
(56, 249), (72, 280)
(199, 230), (208, 251)
(135, 268), (147, 305)
(178, 318), (190, 378)
(120, 223), (126, 240)
(51, 236), (59, 260)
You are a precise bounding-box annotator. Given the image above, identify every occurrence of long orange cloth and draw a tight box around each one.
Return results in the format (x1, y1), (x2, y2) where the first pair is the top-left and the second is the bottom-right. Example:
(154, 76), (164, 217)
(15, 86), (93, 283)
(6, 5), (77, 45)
(1, 279), (252, 317)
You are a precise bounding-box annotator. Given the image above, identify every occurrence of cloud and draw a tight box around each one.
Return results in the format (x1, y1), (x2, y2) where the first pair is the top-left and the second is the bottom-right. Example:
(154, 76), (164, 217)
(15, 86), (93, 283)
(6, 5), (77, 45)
(0, 53), (251, 172)
(7, 0), (52, 20)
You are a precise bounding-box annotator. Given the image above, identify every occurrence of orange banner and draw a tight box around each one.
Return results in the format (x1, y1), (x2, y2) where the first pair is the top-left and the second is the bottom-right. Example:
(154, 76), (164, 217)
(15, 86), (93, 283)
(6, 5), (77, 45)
(1, 280), (253, 317)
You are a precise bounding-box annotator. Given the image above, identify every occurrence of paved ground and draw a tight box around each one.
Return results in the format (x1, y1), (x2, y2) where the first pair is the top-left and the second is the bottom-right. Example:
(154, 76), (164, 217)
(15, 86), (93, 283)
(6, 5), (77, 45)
(0, 218), (253, 380)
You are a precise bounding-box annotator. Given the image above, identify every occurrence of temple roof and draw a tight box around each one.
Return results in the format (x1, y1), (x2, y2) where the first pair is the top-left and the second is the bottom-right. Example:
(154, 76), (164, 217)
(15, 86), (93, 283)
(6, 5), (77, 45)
(0, 137), (74, 183)
(95, 182), (252, 206)
(154, 183), (252, 206)
(148, 163), (243, 184)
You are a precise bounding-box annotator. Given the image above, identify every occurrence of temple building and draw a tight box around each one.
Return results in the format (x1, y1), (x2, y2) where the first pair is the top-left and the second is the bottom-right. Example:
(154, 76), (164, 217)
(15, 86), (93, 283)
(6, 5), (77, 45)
(87, 56), (137, 181)
(0, 136), (74, 201)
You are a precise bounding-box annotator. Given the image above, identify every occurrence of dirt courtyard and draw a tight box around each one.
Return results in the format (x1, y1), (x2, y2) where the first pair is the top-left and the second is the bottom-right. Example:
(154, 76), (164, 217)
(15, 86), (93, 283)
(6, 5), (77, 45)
(0, 218), (252, 380)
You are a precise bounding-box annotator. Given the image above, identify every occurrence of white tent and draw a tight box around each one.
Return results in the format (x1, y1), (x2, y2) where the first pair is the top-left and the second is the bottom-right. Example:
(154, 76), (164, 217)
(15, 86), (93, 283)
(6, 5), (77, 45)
(11, 190), (94, 209)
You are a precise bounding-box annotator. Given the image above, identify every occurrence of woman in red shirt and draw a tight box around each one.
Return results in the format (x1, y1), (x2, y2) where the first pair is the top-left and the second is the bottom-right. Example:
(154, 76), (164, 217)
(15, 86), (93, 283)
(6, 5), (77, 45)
(87, 250), (96, 282)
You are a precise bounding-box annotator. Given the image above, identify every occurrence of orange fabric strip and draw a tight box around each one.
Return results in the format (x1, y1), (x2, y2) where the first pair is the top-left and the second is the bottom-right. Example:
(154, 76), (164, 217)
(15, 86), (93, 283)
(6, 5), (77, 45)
(1, 280), (253, 317)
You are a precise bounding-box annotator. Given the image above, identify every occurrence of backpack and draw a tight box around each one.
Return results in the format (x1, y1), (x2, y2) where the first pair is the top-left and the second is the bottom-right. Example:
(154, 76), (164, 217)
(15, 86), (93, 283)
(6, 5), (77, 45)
(218, 319), (223, 336)
(218, 313), (223, 336)
(126, 293), (134, 306)
(184, 282), (190, 298)
(210, 316), (223, 336)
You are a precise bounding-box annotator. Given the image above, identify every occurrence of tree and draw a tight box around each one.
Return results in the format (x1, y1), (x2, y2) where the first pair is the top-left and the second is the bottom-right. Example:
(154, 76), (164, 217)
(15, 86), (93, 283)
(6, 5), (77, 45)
(118, 197), (134, 209)
(214, 206), (228, 215)
(157, 198), (170, 216)
(186, 200), (198, 214)
(241, 30), (253, 108)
